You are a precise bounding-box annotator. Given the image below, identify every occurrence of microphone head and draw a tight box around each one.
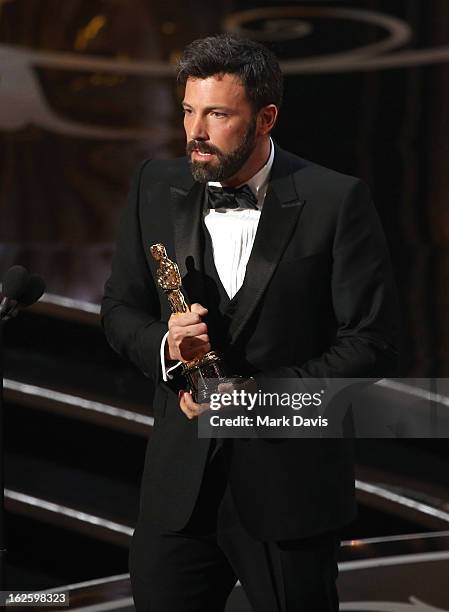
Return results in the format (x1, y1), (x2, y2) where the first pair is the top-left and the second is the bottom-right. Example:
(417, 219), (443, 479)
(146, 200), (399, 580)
(2, 265), (31, 300)
(20, 273), (46, 306)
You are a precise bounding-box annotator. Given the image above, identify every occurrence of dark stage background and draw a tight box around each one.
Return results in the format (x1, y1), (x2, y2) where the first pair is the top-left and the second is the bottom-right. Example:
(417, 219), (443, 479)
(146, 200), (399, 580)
(1, 1), (449, 609)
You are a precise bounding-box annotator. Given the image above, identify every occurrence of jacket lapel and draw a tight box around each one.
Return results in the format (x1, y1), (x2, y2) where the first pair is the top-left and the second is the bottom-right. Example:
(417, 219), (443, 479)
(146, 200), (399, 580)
(169, 174), (207, 305)
(227, 146), (307, 346)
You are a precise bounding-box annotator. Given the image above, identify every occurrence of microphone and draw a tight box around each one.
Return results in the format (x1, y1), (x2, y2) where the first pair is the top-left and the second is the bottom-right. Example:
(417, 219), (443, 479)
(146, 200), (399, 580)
(20, 273), (46, 306)
(0, 265), (46, 320)
(0, 265), (46, 590)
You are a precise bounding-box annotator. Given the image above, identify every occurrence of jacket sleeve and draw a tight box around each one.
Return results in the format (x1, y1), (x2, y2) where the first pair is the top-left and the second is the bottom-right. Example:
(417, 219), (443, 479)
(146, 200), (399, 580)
(255, 179), (399, 384)
(101, 160), (167, 384)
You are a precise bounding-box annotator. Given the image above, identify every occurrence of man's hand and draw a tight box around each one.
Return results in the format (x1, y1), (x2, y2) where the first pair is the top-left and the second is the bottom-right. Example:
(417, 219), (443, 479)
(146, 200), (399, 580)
(179, 390), (209, 420)
(166, 303), (210, 362)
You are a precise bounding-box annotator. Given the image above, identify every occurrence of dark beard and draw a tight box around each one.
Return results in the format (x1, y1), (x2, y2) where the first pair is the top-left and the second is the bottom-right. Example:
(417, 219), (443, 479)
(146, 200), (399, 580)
(186, 119), (257, 183)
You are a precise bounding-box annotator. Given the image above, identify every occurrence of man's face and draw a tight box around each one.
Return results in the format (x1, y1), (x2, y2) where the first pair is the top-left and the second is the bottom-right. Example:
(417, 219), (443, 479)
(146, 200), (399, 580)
(182, 74), (258, 183)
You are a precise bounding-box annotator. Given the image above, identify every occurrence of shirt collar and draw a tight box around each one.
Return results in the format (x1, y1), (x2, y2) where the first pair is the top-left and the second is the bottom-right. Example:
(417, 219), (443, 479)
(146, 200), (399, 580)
(207, 137), (274, 208)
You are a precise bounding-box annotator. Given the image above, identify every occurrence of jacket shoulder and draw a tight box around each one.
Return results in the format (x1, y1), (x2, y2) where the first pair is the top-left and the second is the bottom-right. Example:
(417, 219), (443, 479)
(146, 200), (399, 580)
(279, 147), (366, 194)
(277, 148), (371, 207)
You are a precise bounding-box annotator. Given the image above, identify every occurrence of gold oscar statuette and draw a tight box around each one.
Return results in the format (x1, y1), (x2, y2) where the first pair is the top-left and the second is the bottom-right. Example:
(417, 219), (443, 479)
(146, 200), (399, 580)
(150, 243), (228, 402)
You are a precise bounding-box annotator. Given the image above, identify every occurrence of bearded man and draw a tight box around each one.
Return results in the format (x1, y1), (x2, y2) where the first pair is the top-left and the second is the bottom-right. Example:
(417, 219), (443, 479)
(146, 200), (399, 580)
(101, 34), (398, 612)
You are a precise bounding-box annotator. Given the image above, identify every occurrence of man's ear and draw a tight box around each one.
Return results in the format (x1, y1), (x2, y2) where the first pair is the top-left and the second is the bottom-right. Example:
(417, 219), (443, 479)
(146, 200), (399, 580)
(257, 104), (278, 135)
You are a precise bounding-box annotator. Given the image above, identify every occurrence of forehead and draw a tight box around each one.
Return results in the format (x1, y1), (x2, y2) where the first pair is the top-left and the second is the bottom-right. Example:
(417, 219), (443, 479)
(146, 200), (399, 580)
(183, 73), (250, 107)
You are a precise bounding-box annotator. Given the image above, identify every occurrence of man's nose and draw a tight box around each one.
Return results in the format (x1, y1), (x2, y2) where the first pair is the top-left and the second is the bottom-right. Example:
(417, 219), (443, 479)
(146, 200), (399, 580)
(189, 116), (208, 141)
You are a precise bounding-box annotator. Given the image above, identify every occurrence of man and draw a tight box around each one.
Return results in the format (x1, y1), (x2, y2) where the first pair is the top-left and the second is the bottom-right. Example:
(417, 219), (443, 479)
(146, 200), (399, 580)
(101, 34), (398, 611)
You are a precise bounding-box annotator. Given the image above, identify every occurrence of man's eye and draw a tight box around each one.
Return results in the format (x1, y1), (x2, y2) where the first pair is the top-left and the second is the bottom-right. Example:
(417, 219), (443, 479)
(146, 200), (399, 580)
(211, 111), (226, 118)
(182, 108), (192, 114)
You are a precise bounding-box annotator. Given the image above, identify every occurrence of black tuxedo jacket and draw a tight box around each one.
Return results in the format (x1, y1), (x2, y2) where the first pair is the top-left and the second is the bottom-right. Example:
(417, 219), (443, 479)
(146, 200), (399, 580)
(101, 145), (398, 541)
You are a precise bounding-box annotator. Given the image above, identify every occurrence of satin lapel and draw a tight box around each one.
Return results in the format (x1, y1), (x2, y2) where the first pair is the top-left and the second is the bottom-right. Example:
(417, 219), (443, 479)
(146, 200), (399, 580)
(227, 155), (306, 346)
(170, 181), (207, 305)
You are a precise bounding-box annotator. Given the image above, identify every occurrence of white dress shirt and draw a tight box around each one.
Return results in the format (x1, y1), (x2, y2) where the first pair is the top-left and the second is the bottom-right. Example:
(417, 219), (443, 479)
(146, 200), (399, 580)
(161, 139), (275, 381)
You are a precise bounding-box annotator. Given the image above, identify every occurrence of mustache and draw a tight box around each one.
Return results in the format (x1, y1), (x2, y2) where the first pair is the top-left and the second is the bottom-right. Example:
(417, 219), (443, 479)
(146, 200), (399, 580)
(186, 140), (222, 156)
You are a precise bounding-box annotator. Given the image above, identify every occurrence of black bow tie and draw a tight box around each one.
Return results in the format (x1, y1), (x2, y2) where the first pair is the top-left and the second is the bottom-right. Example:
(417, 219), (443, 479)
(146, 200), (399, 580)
(207, 184), (258, 210)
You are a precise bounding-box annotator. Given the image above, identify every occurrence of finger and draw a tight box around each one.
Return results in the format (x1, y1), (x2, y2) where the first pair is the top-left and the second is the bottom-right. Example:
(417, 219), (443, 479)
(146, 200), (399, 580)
(179, 390), (196, 419)
(169, 326), (207, 347)
(180, 392), (203, 419)
(191, 303), (208, 316)
(181, 390), (209, 418)
(182, 390), (196, 409)
(179, 322), (208, 338)
(169, 312), (202, 328)
(184, 391), (209, 413)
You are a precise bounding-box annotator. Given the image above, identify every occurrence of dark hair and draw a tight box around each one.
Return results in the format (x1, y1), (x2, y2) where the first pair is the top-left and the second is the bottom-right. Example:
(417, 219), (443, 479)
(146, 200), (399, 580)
(177, 34), (283, 112)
